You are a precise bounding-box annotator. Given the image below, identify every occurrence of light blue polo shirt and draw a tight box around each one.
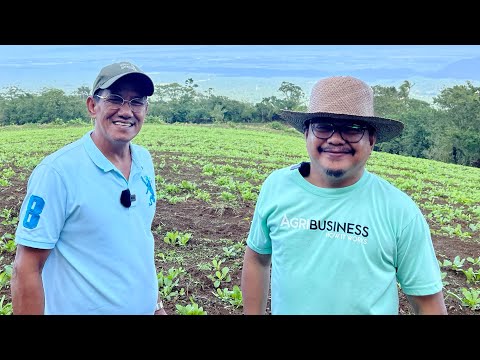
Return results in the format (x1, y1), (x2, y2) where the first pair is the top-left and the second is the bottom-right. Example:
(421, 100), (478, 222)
(15, 130), (158, 314)
(247, 166), (443, 315)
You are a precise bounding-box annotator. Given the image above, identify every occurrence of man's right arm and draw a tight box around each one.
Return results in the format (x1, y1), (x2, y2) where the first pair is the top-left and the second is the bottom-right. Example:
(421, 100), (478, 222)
(11, 244), (51, 315)
(241, 246), (271, 315)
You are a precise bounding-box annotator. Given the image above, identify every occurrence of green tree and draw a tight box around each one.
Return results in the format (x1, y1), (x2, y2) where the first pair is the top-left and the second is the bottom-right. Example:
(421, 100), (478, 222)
(431, 81), (480, 166)
(73, 86), (91, 101)
(278, 81), (306, 110)
(373, 82), (435, 158)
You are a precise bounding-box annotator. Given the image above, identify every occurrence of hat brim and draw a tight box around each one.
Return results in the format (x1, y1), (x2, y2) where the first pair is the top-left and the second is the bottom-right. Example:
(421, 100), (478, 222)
(99, 72), (154, 97)
(279, 110), (404, 143)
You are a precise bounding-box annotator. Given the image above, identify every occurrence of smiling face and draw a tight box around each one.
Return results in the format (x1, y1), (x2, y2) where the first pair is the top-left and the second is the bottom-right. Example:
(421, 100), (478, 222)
(87, 77), (148, 152)
(304, 119), (376, 188)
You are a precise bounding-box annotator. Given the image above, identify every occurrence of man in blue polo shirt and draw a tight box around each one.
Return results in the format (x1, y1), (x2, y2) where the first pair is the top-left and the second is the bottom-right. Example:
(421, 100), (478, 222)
(11, 61), (166, 315)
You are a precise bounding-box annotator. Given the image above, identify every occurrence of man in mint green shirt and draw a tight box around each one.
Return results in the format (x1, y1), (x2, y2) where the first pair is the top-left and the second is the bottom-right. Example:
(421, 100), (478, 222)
(241, 76), (447, 315)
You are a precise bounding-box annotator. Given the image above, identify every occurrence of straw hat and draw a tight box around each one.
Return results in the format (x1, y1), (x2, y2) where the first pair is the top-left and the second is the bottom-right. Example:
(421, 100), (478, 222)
(279, 76), (404, 143)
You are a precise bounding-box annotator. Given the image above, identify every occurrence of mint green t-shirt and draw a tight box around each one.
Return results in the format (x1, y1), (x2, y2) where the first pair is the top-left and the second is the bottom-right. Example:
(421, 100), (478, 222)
(247, 165), (443, 315)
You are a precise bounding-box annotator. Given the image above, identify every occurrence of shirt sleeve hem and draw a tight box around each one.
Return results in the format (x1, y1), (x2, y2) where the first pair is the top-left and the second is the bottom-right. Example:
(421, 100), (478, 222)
(401, 282), (443, 296)
(15, 238), (55, 250)
(246, 242), (272, 255)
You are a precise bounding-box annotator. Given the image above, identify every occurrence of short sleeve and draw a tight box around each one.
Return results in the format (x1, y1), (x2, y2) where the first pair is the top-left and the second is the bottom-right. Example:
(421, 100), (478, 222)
(15, 164), (67, 249)
(395, 213), (443, 296)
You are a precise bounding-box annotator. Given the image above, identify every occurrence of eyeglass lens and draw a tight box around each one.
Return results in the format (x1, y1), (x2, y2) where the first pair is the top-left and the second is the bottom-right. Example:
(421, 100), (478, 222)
(311, 123), (367, 143)
(97, 94), (146, 113)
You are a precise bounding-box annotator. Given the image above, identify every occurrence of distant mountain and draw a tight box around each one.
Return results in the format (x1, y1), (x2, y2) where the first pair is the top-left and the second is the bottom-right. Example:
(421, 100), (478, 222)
(431, 57), (480, 79)
(307, 58), (480, 83)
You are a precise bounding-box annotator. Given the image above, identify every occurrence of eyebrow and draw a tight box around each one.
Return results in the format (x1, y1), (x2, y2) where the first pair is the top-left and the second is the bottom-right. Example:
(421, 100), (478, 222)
(311, 122), (365, 127)
(107, 92), (146, 99)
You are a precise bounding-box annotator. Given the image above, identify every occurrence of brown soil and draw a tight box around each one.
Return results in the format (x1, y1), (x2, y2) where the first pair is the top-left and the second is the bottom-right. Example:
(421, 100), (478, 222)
(0, 154), (478, 315)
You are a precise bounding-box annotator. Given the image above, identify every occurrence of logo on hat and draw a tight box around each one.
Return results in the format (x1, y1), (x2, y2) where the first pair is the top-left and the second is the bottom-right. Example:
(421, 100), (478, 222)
(119, 62), (139, 72)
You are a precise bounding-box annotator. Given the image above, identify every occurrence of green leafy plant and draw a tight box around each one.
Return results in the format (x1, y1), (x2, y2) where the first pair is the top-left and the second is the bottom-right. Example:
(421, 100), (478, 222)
(213, 285), (243, 308)
(447, 288), (480, 310)
(461, 268), (480, 284)
(163, 230), (180, 245)
(220, 191), (236, 202)
(467, 256), (480, 266)
(163, 230), (192, 246)
(460, 288), (480, 310)
(0, 208), (18, 226)
(222, 239), (245, 259)
(0, 295), (13, 315)
(207, 259), (231, 288)
(155, 250), (184, 264)
(175, 297), (207, 315)
(157, 267), (186, 301)
(0, 261), (12, 290)
(438, 258), (453, 268)
(451, 256), (466, 271)
(0, 234), (16, 253)
(177, 232), (192, 246)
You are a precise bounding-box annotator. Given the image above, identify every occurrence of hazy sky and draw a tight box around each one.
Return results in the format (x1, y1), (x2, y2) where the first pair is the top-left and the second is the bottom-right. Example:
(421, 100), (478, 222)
(1, 45), (479, 102)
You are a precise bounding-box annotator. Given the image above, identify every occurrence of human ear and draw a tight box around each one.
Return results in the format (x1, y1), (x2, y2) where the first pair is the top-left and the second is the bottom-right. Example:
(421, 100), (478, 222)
(86, 96), (97, 117)
(368, 129), (377, 148)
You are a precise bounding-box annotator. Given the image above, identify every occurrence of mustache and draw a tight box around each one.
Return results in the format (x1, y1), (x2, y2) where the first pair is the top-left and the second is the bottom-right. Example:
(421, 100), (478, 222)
(318, 146), (355, 155)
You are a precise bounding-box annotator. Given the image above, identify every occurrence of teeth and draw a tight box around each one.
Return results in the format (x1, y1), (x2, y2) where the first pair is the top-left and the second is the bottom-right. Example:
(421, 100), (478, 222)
(113, 121), (132, 127)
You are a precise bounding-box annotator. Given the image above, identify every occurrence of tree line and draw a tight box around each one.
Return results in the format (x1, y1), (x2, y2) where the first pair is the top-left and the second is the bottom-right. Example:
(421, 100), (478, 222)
(0, 79), (478, 167)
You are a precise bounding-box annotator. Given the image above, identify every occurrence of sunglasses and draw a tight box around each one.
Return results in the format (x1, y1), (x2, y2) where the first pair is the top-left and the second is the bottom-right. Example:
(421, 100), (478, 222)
(120, 189), (136, 208)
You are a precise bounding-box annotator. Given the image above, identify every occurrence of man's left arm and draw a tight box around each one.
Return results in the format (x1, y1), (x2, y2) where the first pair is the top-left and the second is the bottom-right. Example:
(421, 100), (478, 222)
(406, 291), (447, 315)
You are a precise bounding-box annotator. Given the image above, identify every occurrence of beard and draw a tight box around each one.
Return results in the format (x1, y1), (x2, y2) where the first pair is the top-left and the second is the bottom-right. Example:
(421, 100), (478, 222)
(325, 169), (345, 178)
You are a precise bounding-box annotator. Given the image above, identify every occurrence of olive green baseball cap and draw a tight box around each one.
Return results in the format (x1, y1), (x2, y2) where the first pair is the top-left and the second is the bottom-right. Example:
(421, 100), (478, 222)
(91, 61), (154, 96)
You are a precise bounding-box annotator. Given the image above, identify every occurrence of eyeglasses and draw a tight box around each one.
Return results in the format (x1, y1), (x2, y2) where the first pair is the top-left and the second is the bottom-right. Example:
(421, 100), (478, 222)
(95, 94), (147, 113)
(310, 122), (369, 143)
(120, 189), (136, 208)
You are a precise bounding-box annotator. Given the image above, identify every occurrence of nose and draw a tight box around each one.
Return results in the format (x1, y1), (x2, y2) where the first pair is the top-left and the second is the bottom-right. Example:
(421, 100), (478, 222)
(117, 100), (134, 114)
(327, 129), (345, 143)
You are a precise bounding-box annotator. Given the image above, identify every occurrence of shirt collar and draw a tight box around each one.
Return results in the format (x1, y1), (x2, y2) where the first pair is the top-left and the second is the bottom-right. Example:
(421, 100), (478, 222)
(82, 130), (142, 175)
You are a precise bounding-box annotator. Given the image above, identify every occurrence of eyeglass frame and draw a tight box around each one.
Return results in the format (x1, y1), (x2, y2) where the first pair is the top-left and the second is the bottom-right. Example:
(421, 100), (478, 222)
(309, 120), (371, 143)
(94, 93), (148, 113)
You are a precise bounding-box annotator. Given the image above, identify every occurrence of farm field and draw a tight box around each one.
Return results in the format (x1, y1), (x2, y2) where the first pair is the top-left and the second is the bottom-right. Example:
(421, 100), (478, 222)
(0, 122), (479, 315)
